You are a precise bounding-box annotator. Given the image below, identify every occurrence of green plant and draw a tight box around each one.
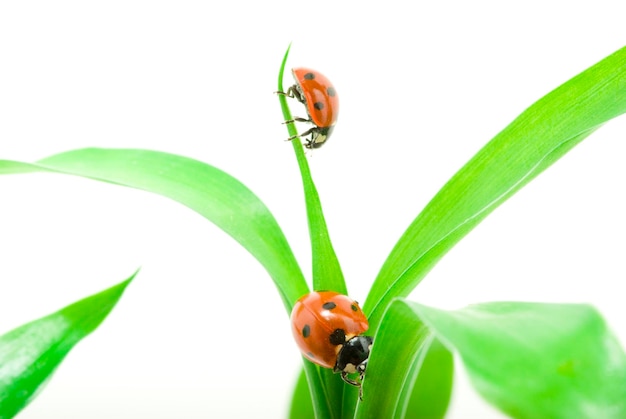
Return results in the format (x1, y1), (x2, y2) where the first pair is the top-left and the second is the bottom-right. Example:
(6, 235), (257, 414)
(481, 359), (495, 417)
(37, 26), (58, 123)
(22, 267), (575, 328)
(1, 45), (626, 418)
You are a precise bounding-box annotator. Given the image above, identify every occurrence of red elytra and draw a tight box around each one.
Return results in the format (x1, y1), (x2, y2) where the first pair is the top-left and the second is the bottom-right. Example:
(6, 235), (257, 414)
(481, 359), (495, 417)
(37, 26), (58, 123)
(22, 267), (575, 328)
(281, 67), (339, 149)
(291, 67), (339, 130)
(290, 291), (369, 369)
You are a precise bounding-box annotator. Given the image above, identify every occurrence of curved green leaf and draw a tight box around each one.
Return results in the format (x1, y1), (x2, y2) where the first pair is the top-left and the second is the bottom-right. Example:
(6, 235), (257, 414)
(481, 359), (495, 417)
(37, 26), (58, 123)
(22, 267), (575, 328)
(357, 299), (626, 418)
(405, 337), (453, 419)
(0, 273), (135, 418)
(0, 149), (307, 312)
(412, 301), (626, 418)
(353, 299), (433, 419)
(347, 303), (453, 419)
(364, 46), (626, 330)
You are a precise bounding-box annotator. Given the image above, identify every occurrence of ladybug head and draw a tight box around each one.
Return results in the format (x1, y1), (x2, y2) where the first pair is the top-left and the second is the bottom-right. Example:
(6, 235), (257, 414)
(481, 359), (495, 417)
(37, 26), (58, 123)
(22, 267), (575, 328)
(305, 125), (334, 149)
(334, 335), (373, 376)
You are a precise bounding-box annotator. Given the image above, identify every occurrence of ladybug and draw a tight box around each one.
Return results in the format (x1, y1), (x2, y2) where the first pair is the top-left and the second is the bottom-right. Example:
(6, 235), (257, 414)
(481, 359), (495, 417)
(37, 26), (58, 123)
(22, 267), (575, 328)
(279, 67), (339, 149)
(290, 291), (373, 398)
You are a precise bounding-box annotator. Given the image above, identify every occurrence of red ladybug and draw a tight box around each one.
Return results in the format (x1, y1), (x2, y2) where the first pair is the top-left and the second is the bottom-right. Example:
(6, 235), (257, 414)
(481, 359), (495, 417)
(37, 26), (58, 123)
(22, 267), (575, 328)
(290, 291), (372, 398)
(280, 67), (339, 149)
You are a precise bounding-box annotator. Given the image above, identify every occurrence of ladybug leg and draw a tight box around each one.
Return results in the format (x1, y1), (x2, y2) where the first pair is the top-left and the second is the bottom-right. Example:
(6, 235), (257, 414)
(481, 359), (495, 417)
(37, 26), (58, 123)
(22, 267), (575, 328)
(283, 117), (311, 124)
(357, 361), (367, 401)
(357, 359), (368, 375)
(275, 85), (305, 103)
(340, 371), (360, 387)
(286, 85), (306, 103)
(340, 371), (364, 401)
(286, 126), (317, 143)
(283, 118), (313, 142)
(275, 86), (294, 97)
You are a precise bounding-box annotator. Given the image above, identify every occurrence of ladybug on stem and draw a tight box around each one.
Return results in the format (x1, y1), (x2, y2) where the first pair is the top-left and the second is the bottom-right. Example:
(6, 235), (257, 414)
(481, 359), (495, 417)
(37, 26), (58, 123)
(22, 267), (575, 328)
(290, 291), (372, 400)
(278, 68), (339, 149)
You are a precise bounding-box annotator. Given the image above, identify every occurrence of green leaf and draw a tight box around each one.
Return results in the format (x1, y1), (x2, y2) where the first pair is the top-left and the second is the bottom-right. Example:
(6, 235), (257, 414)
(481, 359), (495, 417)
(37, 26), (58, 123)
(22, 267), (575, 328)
(289, 369), (315, 419)
(0, 149), (307, 312)
(0, 272), (136, 418)
(276, 44), (346, 295)
(411, 301), (626, 418)
(278, 45), (347, 417)
(405, 337), (453, 419)
(364, 46), (626, 330)
(357, 299), (625, 418)
(348, 302), (454, 419)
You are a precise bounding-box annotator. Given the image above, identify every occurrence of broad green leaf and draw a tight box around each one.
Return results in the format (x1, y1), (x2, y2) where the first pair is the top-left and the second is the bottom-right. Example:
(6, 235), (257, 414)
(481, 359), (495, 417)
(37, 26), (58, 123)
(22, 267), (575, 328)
(0, 149), (307, 312)
(0, 273), (135, 418)
(364, 46), (626, 330)
(412, 301), (626, 418)
(278, 45), (347, 417)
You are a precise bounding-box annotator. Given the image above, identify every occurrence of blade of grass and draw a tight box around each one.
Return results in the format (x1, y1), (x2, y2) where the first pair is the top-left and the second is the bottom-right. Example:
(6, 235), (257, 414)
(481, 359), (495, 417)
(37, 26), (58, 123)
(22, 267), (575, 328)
(0, 149), (307, 313)
(0, 272), (136, 418)
(277, 45), (347, 416)
(412, 301), (626, 418)
(276, 44), (346, 295)
(364, 46), (626, 330)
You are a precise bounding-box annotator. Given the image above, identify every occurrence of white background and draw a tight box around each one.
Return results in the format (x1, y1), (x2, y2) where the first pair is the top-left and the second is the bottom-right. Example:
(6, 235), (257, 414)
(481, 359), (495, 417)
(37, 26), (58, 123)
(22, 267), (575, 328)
(1, 1), (625, 418)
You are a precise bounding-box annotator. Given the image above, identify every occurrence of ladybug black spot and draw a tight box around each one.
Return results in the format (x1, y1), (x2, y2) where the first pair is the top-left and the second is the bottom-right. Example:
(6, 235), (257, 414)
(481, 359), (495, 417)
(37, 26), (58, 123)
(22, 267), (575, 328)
(302, 324), (311, 338)
(314, 102), (324, 111)
(322, 302), (337, 310)
(329, 328), (346, 346)
(327, 87), (336, 97)
(304, 72), (315, 80)
(351, 304), (358, 312)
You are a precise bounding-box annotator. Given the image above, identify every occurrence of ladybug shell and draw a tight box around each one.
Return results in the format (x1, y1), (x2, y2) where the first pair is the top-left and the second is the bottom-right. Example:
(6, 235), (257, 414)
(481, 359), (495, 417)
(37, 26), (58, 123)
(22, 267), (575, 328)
(292, 68), (339, 129)
(290, 291), (369, 369)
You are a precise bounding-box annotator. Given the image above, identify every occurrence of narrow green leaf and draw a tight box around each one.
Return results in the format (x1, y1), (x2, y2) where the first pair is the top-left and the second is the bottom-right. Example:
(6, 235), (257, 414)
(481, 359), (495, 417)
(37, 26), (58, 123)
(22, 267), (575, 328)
(277, 44), (346, 295)
(0, 149), (307, 312)
(278, 45), (347, 417)
(364, 46), (626, 330)
(0, 272), (136, 418)
(411, 301), (626, 418)
(289, 369), (314, 419)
